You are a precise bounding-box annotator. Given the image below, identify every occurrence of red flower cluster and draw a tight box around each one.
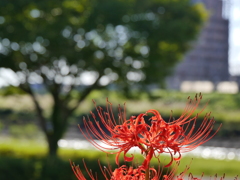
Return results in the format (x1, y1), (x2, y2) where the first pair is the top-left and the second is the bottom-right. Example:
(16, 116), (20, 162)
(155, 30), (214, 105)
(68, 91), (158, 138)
(70, 159), (201, 180)
(72, 94), (222, 180)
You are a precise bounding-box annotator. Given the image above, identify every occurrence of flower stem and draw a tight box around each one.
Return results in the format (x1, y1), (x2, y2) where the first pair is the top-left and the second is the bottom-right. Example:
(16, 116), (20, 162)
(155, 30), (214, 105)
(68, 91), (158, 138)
(145, 164), (150, 180)
(138, 143), (152, 180)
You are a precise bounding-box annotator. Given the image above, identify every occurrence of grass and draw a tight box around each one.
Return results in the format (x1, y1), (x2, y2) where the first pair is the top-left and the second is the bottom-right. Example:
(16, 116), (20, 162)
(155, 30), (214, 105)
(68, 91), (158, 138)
(0, 138), (239, 178)
(177, 157), (240, 177)
(0, 90), (240, 178)
(0, 137), (47, 158)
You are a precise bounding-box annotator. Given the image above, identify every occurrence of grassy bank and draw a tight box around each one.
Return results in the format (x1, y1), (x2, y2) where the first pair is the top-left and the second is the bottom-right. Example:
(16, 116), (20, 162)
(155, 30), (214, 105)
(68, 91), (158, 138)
(1, 90), (240, 139)
(0, 138), (239, 178)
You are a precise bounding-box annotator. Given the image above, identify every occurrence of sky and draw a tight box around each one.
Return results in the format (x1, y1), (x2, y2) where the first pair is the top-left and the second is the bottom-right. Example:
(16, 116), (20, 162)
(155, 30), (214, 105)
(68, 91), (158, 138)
(229, 0), (240, 75)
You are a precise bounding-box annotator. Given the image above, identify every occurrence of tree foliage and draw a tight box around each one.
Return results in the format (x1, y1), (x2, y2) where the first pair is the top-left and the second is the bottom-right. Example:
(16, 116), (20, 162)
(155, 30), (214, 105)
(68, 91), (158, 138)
(0, 0), (207, 155)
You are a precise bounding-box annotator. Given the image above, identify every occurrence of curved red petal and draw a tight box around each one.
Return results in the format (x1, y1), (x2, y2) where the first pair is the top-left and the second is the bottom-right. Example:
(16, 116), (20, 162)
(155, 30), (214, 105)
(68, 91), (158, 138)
(115, 151), (121, 166)
(123, 151), (134, 162)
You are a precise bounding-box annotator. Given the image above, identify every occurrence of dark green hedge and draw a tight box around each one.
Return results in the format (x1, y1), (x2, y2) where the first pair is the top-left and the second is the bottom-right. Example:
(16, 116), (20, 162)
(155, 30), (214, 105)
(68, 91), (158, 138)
(0, 155), (170, 180)
(0, 156), (76, 180)
(0, 156), (111, 180)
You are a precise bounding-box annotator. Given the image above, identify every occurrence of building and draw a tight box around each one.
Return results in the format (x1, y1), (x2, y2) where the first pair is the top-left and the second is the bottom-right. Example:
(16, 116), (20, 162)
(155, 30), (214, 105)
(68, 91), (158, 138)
(167, 0), (230, 90)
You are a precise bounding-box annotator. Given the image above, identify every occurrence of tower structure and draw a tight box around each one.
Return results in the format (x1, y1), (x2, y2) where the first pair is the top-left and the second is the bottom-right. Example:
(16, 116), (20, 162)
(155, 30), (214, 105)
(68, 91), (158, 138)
(167, 0), (229, 89)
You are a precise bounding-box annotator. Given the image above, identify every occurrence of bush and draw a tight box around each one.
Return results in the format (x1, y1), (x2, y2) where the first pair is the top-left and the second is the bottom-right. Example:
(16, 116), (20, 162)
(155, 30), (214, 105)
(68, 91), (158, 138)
(0, 156), (81, 180)
(0, 154), (168, 180)
(0, 157), (35, 180)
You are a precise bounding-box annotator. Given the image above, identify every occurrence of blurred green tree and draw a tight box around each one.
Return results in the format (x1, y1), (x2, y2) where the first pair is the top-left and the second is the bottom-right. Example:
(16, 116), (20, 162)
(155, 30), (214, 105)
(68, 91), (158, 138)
(0, 0), (207, 156)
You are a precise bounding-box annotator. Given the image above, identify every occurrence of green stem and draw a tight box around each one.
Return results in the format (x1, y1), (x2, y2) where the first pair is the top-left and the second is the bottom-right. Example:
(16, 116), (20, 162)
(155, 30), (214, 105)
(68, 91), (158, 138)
(145, 164), (150, 180)
(138, 143), (153, 180)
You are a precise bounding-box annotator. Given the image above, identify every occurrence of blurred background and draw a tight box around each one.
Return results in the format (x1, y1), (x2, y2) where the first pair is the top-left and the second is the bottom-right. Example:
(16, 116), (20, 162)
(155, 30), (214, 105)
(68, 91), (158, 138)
(0, 0), (240, 179)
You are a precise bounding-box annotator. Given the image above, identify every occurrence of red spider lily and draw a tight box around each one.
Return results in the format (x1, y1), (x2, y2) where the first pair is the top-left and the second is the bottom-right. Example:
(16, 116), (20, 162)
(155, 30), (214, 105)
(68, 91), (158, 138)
(70, 159), (206, 180)
(78, 94), (221, 168)
(70, 160), (91, 180)
(111, 165), (160, 180)
(70, 160), (158, 180)
(70, 159), (112, 180)
(141, 94), (222, 167)
(78, 100), (150, 165)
